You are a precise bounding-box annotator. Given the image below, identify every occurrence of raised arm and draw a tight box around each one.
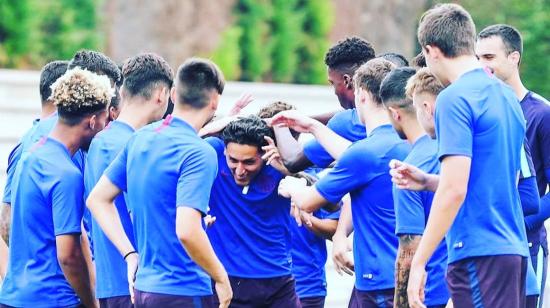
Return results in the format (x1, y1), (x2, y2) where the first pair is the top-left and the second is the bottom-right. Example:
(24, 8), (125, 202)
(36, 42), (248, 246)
(272, 125), (313, 173)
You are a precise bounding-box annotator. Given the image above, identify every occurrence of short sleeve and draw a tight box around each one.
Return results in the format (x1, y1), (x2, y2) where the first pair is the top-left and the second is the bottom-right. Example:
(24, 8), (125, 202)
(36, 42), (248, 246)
(205, 136), (225, 157)
(104, 142), (129, 192)
(435, 93), (474, 160)
(315, 144), (374, 203)
(303, 113), (348, 168)
(2, 143), (22, 204)
(52, 171), (85, 236)
(176, 145), (218, 215)
(393, 186), (426, 235)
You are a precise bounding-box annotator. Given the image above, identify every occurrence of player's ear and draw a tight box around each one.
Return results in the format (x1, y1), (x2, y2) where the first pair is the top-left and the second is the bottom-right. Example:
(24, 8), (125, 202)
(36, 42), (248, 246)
(343, 74), (353, 90)
(89, 114), (97, 130)
(388, 106), (400, 121)
(170, 87), (177, 105)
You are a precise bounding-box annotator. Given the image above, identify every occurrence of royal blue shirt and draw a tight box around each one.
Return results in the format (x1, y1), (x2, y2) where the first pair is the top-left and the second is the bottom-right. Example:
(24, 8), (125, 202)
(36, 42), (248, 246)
(3, 113), (85, 204)
(206, 137), (293, 278)
(316, 124), (410, 291)
(291, 207), (340, 298)
(303, 108), (366, 167)
(393, 135), (449, 305)
(84, 120), (136, 299)
(105, 115), (218, 296)
(435, 68), (529, 263)
(0, 137), (84, 307)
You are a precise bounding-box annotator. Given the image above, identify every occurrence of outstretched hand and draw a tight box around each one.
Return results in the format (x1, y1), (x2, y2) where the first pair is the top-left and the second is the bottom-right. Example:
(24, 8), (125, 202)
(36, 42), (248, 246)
(228, 93), (254, 116)
(270, 110), (318, 133)
(389, 159), (430, 191)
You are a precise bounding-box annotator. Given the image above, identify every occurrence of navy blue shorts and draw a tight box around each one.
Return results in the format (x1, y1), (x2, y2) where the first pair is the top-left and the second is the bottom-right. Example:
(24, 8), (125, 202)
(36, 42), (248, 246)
(213, 275), (300, 308)
(99, 295), (133, 308)
(348, 287), (394, 308)
(299, 296), (325, 308)
(446, 255), (527, 308)
(134, 289), (214, 308)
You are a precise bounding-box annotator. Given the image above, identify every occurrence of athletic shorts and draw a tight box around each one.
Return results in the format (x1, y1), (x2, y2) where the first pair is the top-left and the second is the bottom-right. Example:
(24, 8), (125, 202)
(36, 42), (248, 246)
(299, 296), (325, 308)
(348, 287), (394, 308)
(446, 255), (527, 308)
(134, 289), (214, 308)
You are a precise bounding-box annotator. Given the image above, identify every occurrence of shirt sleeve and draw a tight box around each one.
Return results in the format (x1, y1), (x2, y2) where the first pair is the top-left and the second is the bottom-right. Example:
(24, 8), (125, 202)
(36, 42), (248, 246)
(2, 143), (22, 204)
(538, 107), (550, 175)
(393, 186), (427, 236)
(176, 144), (218, 215)
(435, 92), (474, 160)
(315, 144), (374, 203)
(104, 141), (129, 192)
(204, 136), (225, 156)
(52, 171), (85, 236)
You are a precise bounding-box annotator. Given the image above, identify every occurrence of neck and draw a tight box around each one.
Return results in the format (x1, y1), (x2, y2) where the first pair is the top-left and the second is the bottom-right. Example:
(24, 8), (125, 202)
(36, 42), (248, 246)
(443, 55), (483, 84)
(40, 104), (56, 119)
(402, 118), (426, 144)
(116, 100), (156, 130)
(171, 105), (211, 132)
(506, 72), (529, 100)
(361, 105), (391, 135)
(49, 122), (85, 156)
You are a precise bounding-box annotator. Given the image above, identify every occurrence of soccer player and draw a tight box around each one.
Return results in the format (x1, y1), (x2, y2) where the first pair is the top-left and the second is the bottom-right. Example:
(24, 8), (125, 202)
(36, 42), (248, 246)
(406, 4), (529, 308)
(203, 115), (302, 307)
(258, 101), (341, 308)
(0, 67), (113, 308)
(87, 58), (232, 308)
(84, 53), (174, 308)
(274, 58), (410, 308)
(0, 60), (69, 242)
(379, 67), (449, 308)
(476, 24), (550, 307)
(276, 36), (375, 173)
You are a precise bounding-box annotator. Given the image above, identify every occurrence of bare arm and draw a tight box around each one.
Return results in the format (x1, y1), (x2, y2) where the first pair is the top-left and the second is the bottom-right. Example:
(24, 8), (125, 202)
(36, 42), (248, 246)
(0, 236), (7, 280)
(176, 207), (232, 307)
(300, 214), (338, 240)
(332, 196), (354, 275)
(0, 204), (11, 244)
(311, 110), (340, 125)
(394, 234), (422, 308)
(80, 224), (95, 295)
(56, 234), (97, 308)
(273, 126), (313, 173)
(408, 156), (471, 308)
(279, 176), (330, 213)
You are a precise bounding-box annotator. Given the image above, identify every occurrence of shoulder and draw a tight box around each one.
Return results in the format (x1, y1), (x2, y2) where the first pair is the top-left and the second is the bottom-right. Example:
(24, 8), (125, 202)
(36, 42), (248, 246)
(327, 109), (354, 131)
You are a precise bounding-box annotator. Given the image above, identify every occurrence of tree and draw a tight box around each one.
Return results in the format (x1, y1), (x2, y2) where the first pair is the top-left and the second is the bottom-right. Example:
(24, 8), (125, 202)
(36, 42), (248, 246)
(270, 0), (302, 83)
(0, 0), (31, 67)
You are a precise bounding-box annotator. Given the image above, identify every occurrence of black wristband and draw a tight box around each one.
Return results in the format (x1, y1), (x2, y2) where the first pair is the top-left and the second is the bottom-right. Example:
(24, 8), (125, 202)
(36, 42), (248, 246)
(123, 251), (137, 261)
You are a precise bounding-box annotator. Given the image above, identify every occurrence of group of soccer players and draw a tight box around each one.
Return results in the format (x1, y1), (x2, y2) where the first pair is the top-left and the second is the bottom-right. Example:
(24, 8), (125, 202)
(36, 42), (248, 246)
(0, 3), (548, 308)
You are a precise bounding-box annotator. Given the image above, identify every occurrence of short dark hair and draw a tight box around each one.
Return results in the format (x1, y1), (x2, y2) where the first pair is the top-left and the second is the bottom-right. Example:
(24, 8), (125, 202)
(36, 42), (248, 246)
(50, 68), (113, 126)
(324, 36), (376, 75)
(379, 52), (409, 67)
(417, 3), (476, 58)
(109, 85), (121, 110)
(380, 67), (417, 113)
(353, 58), (396, 105)
(257, 101), (299, 139)
(175, 58), (225, 109)
(221, 115), (274, 150)
(412, 52), (426, 68)
(40, 60), (69, 104)
(121, 53), (174, 99)
(478, 24), (523, 57)
(68, 50), (122, 84)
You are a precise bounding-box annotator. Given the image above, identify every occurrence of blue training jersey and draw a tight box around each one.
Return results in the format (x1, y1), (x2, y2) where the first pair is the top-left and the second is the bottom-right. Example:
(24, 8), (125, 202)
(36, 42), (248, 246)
(105, 115), (218, 296)
(0, 137), (84, 307)
(206, 137), (293, 278)
(84, 120), (136, 299)
(434, 68), (529, 263)
(316, 124), (410, 291)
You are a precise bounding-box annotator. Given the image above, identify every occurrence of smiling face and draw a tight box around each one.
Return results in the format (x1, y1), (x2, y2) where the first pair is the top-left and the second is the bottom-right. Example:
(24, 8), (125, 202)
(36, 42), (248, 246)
(476, 35), (519, 83)
(225, 142), (264, 186)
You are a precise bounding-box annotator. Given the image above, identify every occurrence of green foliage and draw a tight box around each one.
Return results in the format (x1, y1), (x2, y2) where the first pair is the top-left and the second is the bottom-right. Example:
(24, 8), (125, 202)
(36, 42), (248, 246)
(237, 0), (272, 81)
(0, 0), (31, 67)
(294, 0), (333, 84)
(270, 0), (302, 83)
(0, 0), (100, 69)
(211, 26), (243, 81)
(431, 0), (550, 98)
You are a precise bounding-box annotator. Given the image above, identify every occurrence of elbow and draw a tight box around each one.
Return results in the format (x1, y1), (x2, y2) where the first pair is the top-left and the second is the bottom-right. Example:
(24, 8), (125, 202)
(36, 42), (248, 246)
(176, 224), (196, 245)
(283, 159), (302, 174)
(57, 248), (82, 268)
(446, 186), (467, 208)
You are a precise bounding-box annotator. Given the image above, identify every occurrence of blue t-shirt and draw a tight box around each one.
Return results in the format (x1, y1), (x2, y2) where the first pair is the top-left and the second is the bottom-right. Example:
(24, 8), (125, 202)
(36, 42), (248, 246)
(0, 137), (84, 307)
(434, 68), (529, 263)
(393, 135), (449, 306)
(3, 113), (85, 204)
(84, 120), (136, 299)
(315, 124), (410, 291)
(291, 207), (340, 298)
(206, 137), (293, 278)
(303, 108), (366, 167)
(105, 115), (218, 296)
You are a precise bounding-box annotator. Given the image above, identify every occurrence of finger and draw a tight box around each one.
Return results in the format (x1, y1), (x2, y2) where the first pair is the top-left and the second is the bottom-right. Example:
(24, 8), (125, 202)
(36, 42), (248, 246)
(263, 136), (276, 146)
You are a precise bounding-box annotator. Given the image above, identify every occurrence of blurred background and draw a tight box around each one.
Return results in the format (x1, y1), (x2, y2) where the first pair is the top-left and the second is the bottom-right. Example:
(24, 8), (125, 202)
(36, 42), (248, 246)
(1, 0), (549, 306)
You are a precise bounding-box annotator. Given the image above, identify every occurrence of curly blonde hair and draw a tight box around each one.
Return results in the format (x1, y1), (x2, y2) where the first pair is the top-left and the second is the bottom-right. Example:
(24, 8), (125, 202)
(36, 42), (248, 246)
(405, 67), (445, 99)
(50, 67), (114, 116)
